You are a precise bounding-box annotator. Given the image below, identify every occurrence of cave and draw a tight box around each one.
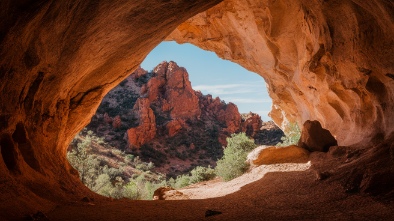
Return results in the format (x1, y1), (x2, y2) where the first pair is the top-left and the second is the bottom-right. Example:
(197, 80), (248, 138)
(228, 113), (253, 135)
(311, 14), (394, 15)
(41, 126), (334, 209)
(0, 0), (393, 220)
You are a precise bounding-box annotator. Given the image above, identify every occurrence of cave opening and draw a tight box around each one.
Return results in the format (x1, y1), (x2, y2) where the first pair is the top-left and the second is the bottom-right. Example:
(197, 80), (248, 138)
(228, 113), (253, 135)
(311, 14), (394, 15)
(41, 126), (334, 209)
(1, 0), (394, 219)
(66, 41), (292, 200)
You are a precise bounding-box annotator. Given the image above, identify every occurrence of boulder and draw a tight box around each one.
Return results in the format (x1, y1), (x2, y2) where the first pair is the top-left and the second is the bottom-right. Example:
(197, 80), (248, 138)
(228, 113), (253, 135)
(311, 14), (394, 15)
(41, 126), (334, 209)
(247, 145), (310, 166)
(152, 186), (189, 200)
(166, 119), (185, 137)
(298, 120), (338, 152)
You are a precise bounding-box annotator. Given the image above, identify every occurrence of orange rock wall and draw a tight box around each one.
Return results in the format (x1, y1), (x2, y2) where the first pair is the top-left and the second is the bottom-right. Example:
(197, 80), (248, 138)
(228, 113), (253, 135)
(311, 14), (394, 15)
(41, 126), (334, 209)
(127, 98), (156, 148)
(0, 0), (223, 214)
(0, 0), (393, 217)
(167, 0), (394, 146)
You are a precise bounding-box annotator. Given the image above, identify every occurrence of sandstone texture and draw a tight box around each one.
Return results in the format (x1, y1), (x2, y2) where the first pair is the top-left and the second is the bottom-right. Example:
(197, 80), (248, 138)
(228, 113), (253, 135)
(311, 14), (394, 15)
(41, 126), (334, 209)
(298, 120), (338, 152)
(126, 98), (156, 148)
(242, 112), (263, 137)
(123, 61), (248, 150)
(168, 0), (394, 146)
(0, 0), (222, 217)
(247, 145), (310, 166)
(0, 0), (393, 219)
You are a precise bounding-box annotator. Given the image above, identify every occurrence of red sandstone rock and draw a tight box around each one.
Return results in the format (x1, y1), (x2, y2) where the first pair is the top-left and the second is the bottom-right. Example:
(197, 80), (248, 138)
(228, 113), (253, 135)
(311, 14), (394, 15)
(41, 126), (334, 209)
(146, 76), (166, 102)
(298, 120), (338, 152)
(126, 61), (249, 148)
(242, 112), (262, 137)
(161, 100), (171, 112)
(127, 98), (156, 148)
(197, 93), (244, 145)
(166, 119), (185, 137)
(131, 67), (148, 79)
(164, 62), (201, 119)
(142, 61), (201, 119)
(220, 103), (241, 134)
(140, 84), (148, 95)
(218, 133), (229, 147)
(247, 145), (310, 166)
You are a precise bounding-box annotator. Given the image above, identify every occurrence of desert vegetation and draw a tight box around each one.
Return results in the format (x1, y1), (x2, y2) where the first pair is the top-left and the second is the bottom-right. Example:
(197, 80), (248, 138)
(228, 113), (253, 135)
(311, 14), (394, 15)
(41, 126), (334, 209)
(68, 130), (167, 199)
(215, 133), (256, 181)
(67, 130), (266, 199)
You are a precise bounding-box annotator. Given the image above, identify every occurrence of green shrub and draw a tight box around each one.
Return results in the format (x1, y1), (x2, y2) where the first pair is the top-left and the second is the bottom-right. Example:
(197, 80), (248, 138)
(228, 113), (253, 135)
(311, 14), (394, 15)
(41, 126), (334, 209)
(67, 135), (101, 188)
(125, 173), (167, 200)
(135, 163), (149, 171)
(174, 174), (191, 188)
(68, 130), (170, 200)
(215, 133), (256, 181)
(171, 165), (216, 188)
(276, 122), (301, 147)
(189, 166), (216, 184)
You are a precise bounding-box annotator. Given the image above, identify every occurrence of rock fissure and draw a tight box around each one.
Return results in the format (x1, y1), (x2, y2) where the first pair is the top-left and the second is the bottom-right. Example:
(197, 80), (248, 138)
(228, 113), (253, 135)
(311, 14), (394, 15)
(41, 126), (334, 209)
(24, 72), (45, 112)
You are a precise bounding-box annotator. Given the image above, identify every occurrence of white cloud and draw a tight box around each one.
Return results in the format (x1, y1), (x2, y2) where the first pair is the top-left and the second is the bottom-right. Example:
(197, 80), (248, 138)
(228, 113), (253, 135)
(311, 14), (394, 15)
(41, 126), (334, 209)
(194, 82), (265, 95)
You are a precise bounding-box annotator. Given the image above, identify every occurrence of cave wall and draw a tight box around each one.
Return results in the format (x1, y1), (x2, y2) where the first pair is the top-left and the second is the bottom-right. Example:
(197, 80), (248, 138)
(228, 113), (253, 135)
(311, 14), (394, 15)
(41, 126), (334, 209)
(0, 0), (393, 217)
(167, 0), (394, 146)
(0, 0), (222, 215)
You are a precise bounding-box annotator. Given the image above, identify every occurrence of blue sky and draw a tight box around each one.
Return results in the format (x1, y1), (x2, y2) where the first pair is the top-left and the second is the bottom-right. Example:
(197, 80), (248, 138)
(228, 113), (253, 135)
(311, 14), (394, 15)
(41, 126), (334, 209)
(140, 41), (272, 121)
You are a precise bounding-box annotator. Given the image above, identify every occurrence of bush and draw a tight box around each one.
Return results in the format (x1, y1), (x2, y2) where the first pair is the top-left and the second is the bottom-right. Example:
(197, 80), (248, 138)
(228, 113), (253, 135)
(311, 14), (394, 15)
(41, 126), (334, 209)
(189, 166), (216, 184)
(276, 122), (301, 147)
(171, 166), (216, 188)
(215, 133), (256, 181)
(68, 130), (171, 200)
(174, 175), (191, 188)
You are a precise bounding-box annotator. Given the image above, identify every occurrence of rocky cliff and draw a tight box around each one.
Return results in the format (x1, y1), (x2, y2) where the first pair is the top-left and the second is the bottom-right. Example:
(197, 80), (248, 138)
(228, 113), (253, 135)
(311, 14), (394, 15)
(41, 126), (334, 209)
(87, 61), (283, 177)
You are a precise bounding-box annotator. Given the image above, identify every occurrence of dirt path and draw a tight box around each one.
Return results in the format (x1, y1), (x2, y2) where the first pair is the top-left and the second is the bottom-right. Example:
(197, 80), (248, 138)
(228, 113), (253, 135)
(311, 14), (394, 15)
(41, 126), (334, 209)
(46, 152), (394, 220)
(46, 167), (394, 221)
(178, 161), (311, 199)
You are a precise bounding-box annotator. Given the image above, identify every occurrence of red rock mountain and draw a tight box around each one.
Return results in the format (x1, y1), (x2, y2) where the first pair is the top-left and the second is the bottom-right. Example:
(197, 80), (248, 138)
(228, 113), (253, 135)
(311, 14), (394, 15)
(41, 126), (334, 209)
(86, 61), (283, 177)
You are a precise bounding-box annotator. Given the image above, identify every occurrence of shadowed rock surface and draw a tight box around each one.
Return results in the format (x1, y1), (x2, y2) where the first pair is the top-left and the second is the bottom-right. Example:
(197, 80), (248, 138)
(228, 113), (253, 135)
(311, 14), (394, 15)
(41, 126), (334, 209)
(0, 0), (393, 220)
(298, 120), (338, 152)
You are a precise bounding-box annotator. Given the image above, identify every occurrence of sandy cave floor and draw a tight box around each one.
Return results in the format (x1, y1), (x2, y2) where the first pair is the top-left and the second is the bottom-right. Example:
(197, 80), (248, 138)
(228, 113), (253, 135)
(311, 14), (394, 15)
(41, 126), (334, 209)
(44, 152), (394, 221)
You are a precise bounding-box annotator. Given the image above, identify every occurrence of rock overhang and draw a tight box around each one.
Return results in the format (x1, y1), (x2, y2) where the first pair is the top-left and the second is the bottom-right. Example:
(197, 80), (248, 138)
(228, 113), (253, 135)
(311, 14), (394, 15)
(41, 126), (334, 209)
(0, 0), (393, 218)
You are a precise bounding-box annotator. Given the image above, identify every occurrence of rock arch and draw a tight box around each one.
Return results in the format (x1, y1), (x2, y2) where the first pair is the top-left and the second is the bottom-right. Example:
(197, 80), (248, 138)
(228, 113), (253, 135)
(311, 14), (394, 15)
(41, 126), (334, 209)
(167, 0), (394, 146)
(0, 0), (393, 218)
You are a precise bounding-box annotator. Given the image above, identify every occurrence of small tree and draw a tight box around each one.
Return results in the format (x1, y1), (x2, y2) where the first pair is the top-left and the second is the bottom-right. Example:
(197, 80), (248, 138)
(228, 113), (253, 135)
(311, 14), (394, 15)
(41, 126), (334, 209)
(174, 175), (191, 188)
(215, 133), (256, 181)
(189, 166), (216, 184)
(67, 134), (101, 188)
